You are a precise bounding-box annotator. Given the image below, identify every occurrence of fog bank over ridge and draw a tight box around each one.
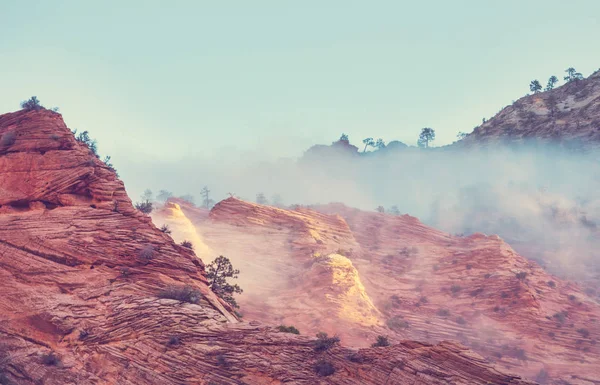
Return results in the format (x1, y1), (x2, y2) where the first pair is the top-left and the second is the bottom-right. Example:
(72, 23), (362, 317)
(125, 140), (599, 280)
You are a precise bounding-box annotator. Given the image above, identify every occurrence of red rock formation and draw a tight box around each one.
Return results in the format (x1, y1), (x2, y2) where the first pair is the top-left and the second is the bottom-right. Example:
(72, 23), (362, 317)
(159, 197), (600, 384)
(0, 109), (533, 384)
(458, 70), (600, 149)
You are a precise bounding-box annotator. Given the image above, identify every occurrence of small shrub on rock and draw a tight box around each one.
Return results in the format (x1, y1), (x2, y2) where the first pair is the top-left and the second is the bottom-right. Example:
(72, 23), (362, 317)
(314, 360), (335, 377)
(167, 336), (181, 346)
(515, 272), (527, 280)
(276, 325), (300, 334)
(314, 332), (340, 352)
(348, 353), (365, 363)
(371, 335), (390, 347)
(79, 329), (90, 340)
(135, 200), (153, 214)
(20, 96), (44, 111)
(553, 311), (567, 324)
(138, 245), (155, 264)
(41, 352), (60, 366)
(158, 285), (202, 304)
(577, 328), (590, 338)
(216, 354), (229, 367)
(547, 280), (556, 288)
(436, 308), (450, 317)
(159, 224), (172, 234)
(180, 240), (193, 249)
(450, 285), (462, 294)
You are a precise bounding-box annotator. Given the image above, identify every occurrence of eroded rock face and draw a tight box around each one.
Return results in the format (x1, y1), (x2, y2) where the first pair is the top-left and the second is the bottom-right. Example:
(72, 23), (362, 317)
(0, 109), (533, 384)
(458, 70), (600, 149)
(160, 197), (600, 384)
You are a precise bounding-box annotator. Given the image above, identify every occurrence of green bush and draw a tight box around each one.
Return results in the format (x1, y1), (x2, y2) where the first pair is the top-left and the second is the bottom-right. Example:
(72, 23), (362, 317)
(276, 325), (300, 334)
(371, 335), (390, 347)
(314, 332), (340, 352)
(20, 96), (44, 111)
(158, 285), (202, 304)
(135, 201), (153, 214)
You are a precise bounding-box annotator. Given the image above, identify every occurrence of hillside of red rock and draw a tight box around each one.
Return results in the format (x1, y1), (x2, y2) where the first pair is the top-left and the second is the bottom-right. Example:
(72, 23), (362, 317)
(156, 197), (600, 384)
(458, 70), (600, 149)
(0, 109), (536, 384)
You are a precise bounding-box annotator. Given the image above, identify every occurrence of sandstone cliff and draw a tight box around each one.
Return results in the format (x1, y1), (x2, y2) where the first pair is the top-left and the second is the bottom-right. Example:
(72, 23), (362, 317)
(0, 109), (534, 384)
(158, 197), (600, 384)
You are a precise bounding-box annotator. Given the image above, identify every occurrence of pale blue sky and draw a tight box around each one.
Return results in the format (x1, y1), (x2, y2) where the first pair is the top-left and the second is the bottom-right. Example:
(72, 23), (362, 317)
(1, 0), (599, 170)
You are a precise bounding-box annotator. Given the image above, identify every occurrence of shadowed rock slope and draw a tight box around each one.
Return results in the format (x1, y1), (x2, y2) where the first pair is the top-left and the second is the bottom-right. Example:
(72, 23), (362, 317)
(0, 109), (533, 384)
(158, 197), (600, 384)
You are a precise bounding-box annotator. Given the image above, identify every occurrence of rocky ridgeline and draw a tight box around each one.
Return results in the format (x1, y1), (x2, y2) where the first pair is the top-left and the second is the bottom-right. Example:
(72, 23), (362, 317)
(460, 70), (600, 149)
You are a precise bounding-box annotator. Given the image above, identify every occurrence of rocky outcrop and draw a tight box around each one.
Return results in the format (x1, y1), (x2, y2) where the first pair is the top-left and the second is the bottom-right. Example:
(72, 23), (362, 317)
(160, 197), (600, 384)
(316, 203), (600, 383)
(0, 109), (533, 384)
(458, 70), (600, 149)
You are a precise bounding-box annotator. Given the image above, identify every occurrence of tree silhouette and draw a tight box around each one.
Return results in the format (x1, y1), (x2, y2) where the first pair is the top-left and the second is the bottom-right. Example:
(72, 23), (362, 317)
(135, 189), (153, 214)
(456, 132), (468, 140)
(206, 255), (243, 308)
(256, 193), (268, 205)
(200, 186), (213, 209)
(142, 189), (153, 201)
(339, 133), (349, 142)
(271, 194), (283, 207)
(388, 205), (400, 215)
(362, 137), (374, 152)
(417, 128), (435, 148)
(375, 138), (386, 149)
(72, 129), (98, 156)
(376, 206), (385, 213)
(102, 155), (118, 176)
(529, 80), (542, 94)
(157, 190), (173, 202)
(545, 76), (559, 91)
(564, 67), (583, 82)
